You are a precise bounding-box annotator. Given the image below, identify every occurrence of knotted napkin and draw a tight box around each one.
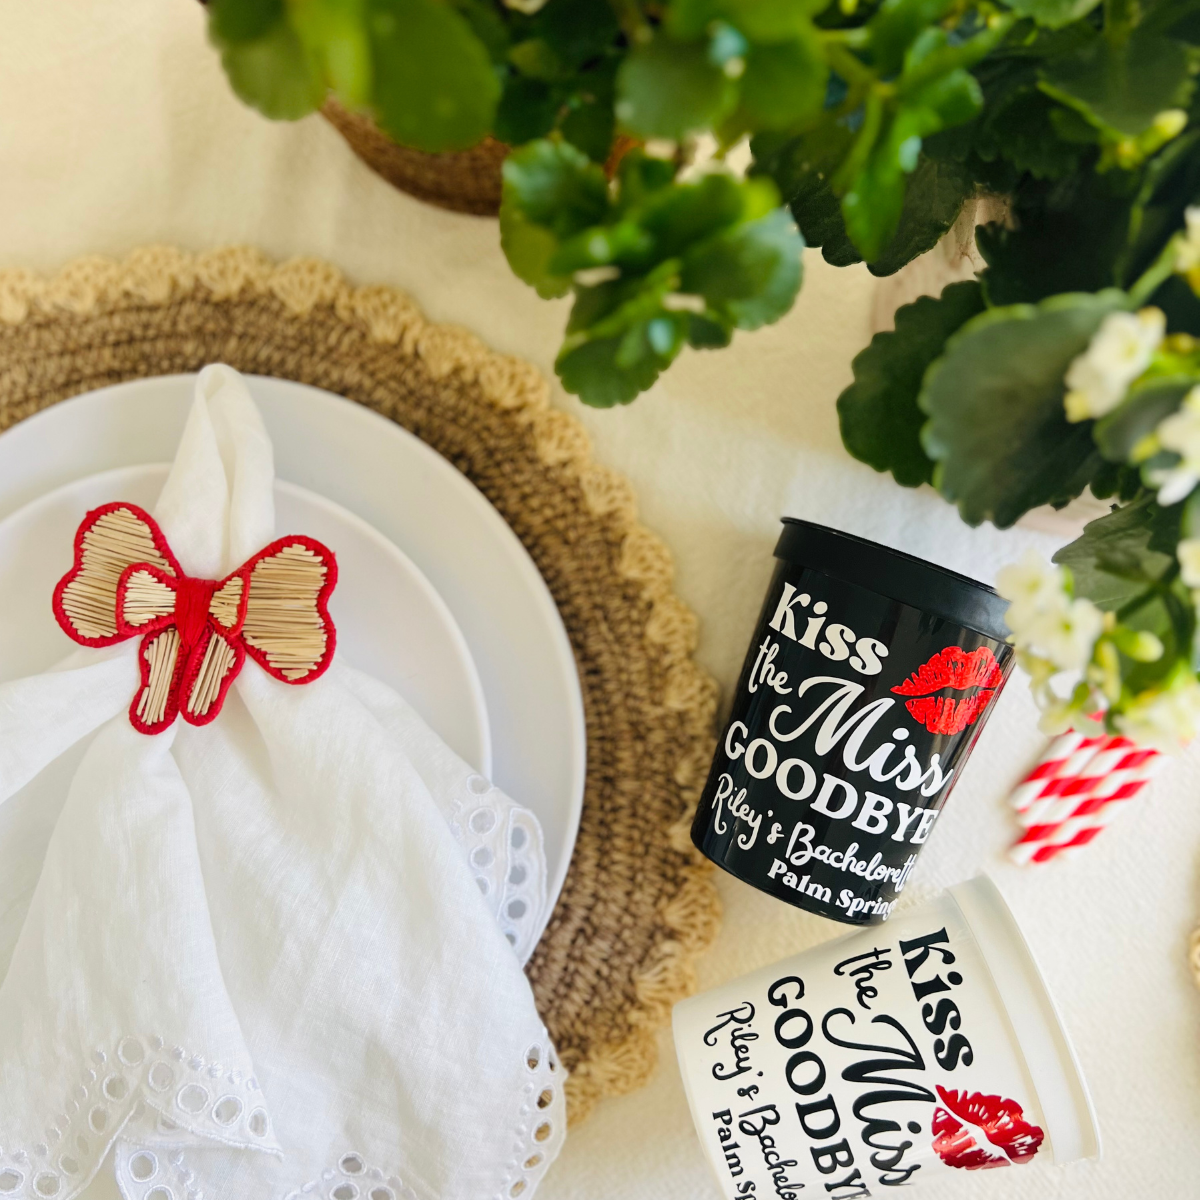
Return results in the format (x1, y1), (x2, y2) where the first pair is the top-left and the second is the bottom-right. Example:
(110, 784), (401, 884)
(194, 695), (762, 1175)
(0, 366), (565, 1200)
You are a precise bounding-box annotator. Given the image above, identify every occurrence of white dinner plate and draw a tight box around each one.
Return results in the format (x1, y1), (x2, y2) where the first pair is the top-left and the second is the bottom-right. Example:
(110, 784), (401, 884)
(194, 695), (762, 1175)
(0, 375), (586, 916)
(0, 464), (491, 772)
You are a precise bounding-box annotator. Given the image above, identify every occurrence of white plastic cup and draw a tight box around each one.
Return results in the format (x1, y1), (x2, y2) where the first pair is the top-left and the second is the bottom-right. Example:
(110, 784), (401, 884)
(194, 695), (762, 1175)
(673, 876), (1098, 1195)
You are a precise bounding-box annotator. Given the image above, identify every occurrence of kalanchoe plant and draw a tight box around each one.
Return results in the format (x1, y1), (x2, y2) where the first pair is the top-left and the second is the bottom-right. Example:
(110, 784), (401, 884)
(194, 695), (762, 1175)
(205, 0), (1016, 406)
(207, 0), (1200, 747)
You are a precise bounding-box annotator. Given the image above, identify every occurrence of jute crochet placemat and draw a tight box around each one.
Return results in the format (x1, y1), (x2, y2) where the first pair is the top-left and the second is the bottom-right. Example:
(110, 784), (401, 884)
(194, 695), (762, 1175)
(0, 244), (723, 1126)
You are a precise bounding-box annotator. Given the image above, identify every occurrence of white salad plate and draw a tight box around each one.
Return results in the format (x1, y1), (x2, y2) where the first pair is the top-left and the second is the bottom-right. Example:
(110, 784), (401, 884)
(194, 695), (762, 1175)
(0, 465), (491, 773)
(0, 375), (586, 921)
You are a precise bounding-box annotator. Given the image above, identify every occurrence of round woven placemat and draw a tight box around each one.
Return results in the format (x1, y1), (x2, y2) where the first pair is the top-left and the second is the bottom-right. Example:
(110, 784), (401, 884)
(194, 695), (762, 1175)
(0, 245), (723, 1126)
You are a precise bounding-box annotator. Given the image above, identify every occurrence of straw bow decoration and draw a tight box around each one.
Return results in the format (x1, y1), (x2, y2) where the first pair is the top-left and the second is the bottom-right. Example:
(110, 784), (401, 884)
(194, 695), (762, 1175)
(53, 502), (337, 734)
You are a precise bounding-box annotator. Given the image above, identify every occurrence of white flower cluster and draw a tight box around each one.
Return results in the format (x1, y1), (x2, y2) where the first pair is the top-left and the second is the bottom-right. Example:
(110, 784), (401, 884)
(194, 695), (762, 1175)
(1063, 307), (1165, 423)
(1177, 536), (1200, 588)
(1175, 205), (1200, 293)
(1145, 384), (1200, 505)
(997, 551), (1107, 734)
(1116, 670), (1200, 753)
(997, 551), (1199, 750)
(998, 551), (1104, 670)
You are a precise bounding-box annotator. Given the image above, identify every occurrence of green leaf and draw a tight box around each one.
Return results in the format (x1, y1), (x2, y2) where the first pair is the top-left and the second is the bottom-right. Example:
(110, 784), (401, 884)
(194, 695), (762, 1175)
(290, 0), (372, 105)
(217, 18), (327, 120)
(688, 312), (735, 346)
(495, 77), (559, 145)
(838, 280), (985, 488)
(561, 93), (617, 161)
(842, 106), (937, 261)
(549, 220), (654, 272)
(839, 68), (982, 262)
(564, 275), (634, 333)
(558, 263), (687, 404)
(1148, 273), (1200, 336)
(500, 139), (613, 295)
(448, 0), (511, 63)
(924, 43), (1092, 182)
(980, 86), (1089, 179)
(750, 126), (862, 264)
(670, 0), (827, 41)
(499, 204), (573, 298)
(557, 335), (667, 405)
(501, 140), (610, 235)
(740, 34), (828, 129)
(1040, 29), (1194, 138)
(1090, 459), (1146, 499)
(868, 0), (957, 76)
(1053, 494), (1179, 610)
(898, 20), (1012, 97)
(509, 38), (564, 81)
(904, 65), (985, 128)
(1094, 379), (1192, 461)
(533, 161), (803, 405)
(1121, 128), (1200, 285)
(367, 0), (500, 152)
(666, 0), (726, 40)
(866, 154), (974, 275)
(977, 171), (1138, 305)
(679, 207), (805, 327)
(1153, 0), (1200, 45)
(530, 0), (620, 69)
(755, 129), (973, 274)
(920, 289), (1131, 527)
(641, 172), (763, 254)
(616, 37), (737, 139)
(612, 150), (678, 209)
(1001, 0), (1101, 30)
(209, 0), (283, 44)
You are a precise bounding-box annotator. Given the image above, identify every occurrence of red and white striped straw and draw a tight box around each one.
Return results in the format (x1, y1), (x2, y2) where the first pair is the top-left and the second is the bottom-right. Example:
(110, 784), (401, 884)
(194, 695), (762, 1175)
(1009, 731), (1164, 864)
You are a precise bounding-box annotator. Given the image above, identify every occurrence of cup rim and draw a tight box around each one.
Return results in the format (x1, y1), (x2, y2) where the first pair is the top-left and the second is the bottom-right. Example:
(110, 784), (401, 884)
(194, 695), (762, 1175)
(776, 519), (1011, 643)
(949, 874), (1101, 1166)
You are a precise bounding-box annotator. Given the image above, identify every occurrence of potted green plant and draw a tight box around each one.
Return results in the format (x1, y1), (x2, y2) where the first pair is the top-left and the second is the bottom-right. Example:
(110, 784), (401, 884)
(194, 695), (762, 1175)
(206, 0), (1200, 748)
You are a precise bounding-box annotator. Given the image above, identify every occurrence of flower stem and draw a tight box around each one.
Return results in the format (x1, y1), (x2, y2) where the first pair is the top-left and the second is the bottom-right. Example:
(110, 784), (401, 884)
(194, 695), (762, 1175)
(1129, 234), (1181, 308)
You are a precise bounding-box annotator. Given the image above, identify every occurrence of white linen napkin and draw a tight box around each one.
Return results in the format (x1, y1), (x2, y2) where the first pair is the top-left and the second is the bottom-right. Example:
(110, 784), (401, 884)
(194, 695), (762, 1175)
(0, 365), (566, 1200)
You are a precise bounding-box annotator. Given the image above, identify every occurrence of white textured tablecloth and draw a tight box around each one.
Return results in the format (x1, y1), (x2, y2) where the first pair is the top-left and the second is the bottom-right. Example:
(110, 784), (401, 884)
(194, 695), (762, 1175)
(1, 3), (1198, 1195)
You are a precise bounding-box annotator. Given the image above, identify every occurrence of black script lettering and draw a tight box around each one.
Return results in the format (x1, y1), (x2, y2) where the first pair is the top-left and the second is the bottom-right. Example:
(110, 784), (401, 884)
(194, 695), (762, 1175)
(738, 1105), (781, 1138)
(705, 1002), (756, 1046)
(920, 999), (960, 1038)
(833, 947), (892, 1011)
(705, 1001), (759, 1081)
(898, 929), (955, 978)
(739, 1105), (806, 1200)
(901, 929), (974, 1069)
(821, 1009), (934, 1186)
(934, 1033), (974, 1071)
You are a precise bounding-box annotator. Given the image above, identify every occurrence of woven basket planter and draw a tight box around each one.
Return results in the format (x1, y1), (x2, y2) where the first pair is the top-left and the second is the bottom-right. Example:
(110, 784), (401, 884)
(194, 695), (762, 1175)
(322, 99), (509, 217)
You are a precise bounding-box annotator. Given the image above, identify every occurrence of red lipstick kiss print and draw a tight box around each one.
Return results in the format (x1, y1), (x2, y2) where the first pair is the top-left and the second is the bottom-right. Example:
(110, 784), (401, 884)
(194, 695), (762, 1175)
(931, 1086), (1045, 1170)
(891, 646), (1004, 735)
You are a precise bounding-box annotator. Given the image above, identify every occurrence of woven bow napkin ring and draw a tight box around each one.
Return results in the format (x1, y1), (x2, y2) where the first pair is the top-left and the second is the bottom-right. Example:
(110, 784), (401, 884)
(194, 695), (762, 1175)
(53, 501), (338, 734)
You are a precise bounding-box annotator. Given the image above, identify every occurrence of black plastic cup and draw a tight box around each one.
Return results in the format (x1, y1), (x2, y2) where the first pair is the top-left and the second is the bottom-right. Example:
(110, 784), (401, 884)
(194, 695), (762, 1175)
(692, 519), (1014, 926)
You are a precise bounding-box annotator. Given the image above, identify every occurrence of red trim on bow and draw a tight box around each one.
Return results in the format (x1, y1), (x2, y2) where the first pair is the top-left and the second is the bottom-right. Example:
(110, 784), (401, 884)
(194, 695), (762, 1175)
(52, 501), (183, 648)
(53, 503), (337, 735)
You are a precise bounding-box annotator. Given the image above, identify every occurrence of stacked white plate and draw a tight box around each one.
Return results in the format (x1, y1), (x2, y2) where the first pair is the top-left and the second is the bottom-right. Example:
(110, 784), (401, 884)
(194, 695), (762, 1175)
(0, 374), (587, 953)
